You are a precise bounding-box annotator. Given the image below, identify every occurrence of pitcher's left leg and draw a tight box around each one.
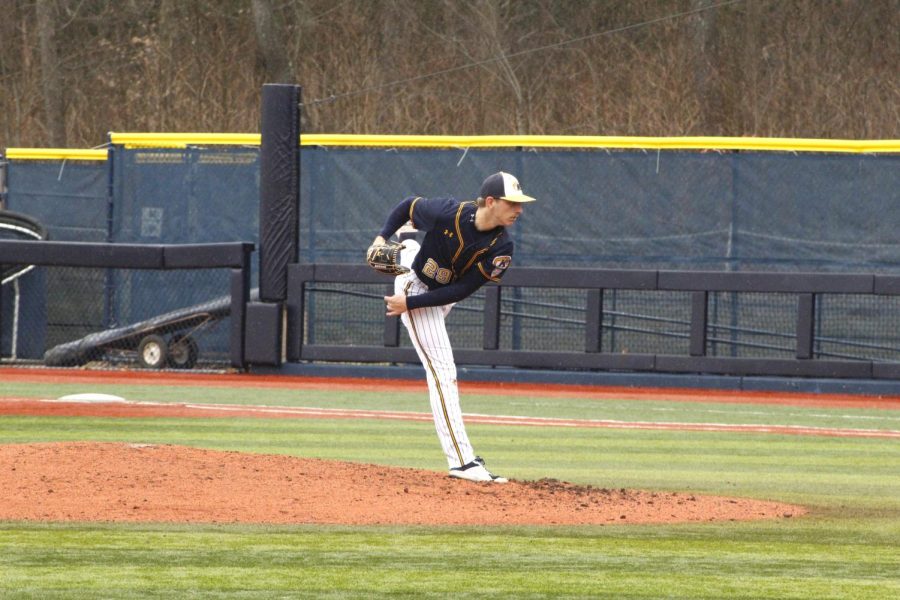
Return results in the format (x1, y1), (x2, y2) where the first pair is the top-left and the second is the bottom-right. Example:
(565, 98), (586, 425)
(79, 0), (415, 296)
(402, 303), (475, 469)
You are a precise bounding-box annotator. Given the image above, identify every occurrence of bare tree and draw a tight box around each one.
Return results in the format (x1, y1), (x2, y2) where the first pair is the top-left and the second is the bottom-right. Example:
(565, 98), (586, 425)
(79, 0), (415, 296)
(418, 0), (533, 134)
(739, 0), (764, 134)
(690, 0), (726, 134)
(0, 1), (23, 146)
(2, 0), (899, 146)
(0, 2), (17, 79)
(250, 0), (313, 130)
(36, 0), (66, 146)
(251, 0), (293, 83)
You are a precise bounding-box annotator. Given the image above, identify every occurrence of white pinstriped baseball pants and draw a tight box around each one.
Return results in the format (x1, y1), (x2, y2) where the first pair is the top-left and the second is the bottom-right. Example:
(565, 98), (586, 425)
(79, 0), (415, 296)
(395, 241), (476, 469)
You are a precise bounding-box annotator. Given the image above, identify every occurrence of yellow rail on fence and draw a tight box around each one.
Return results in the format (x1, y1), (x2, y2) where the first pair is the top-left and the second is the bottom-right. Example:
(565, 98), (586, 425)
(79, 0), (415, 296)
(7, 134), (900, 157)
(108, 132), (900, 154)
(4, 148), (109, 161)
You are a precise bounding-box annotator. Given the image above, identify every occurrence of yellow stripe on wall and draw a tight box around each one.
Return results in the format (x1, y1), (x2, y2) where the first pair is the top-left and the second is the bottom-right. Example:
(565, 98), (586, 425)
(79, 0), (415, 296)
(110, 133), (900, 154)
(301, 134), (900, 154)
(4, 148), (109, 161)
(108, 132), (261, 148)
(9, 134), (900, 156)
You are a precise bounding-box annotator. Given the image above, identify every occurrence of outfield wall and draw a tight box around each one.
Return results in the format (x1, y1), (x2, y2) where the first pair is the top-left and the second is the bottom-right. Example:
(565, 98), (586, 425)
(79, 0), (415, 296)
(2, 135), (899, 375)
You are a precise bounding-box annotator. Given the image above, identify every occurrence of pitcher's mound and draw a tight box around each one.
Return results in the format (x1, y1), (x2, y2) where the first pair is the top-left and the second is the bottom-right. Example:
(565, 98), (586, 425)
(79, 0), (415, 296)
(0, 442), (804, 526)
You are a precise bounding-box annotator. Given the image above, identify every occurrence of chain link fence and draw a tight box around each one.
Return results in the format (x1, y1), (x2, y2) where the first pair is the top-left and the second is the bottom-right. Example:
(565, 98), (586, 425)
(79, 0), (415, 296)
(3, 265), (233, 369)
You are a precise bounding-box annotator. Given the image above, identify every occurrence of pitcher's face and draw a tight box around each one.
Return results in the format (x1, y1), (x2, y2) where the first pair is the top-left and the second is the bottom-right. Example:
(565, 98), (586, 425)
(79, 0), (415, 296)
(490, 197), (524, 227)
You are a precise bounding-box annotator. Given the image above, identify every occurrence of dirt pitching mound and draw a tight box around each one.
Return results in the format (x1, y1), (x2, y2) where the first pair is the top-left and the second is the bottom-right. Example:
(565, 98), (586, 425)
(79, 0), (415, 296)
(0, 442), (804, 526)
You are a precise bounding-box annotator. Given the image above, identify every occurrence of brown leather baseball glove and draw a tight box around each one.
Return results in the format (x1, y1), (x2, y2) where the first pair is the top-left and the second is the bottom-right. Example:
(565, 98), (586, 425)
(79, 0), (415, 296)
(365, 240), (410, 276)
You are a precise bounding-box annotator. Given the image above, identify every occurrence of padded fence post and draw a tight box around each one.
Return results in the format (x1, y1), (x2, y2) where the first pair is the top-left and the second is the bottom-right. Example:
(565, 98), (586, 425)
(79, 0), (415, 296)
(285, 263), (312, 361)
(384, 314), (401, 347)
(585, 289), (603, 353)
(384, 280), (401, 348)
(230, 265), (250, 369)
(483, 286), (501, 350)
(796, 293), (816, 359)
(258, 83), (301, 302)
(690, 291), (708, 357)
(244, 302), (284, 365)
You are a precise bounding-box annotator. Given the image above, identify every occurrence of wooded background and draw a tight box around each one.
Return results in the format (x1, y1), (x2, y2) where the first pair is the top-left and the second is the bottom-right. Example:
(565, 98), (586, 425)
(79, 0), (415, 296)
(1, 0), (897, 149)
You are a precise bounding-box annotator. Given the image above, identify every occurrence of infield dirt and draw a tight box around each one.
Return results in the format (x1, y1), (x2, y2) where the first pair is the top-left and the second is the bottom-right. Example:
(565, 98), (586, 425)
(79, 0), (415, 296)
(0, 441), (804, 526)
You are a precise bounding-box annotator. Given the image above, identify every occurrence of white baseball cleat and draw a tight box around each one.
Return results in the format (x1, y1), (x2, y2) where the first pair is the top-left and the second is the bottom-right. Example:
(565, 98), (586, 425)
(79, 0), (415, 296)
(448, 456), (508, 483)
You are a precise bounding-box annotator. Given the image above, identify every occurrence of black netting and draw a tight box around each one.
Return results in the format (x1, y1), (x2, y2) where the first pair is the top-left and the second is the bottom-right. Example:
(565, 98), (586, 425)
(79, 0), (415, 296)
(3, 265), (232, 368)
(816, 294), (900, 361)
(305, 283), (390, 347)
(706, 292), (797, 359)
(602, 290), (692, 356)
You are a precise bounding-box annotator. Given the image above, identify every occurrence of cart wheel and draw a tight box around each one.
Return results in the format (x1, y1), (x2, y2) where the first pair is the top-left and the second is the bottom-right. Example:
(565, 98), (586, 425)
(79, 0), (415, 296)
(167, 335), (199, 369)
(137, 334), (168, 369)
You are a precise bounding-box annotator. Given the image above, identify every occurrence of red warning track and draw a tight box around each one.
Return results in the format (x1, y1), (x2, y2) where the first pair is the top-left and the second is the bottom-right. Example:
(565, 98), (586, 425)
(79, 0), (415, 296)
(1, 399), (897, 440)
(2, 367), (900, 410)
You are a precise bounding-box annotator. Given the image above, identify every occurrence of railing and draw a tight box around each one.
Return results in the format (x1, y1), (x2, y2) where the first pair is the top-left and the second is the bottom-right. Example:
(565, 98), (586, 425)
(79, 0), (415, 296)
(0, 240), (254, 367)
(286, 263), (900, 380)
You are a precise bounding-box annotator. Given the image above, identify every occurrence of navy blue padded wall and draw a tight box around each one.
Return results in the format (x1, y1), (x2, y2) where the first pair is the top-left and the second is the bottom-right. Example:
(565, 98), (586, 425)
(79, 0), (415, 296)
(258, 84), (301, 302)
(299, 148), (900, 272)
(5, 159), (109, 241)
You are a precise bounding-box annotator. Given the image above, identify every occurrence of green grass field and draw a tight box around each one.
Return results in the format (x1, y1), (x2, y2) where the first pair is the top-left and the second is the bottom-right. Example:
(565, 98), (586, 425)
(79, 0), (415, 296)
(1, 377), (899, 599)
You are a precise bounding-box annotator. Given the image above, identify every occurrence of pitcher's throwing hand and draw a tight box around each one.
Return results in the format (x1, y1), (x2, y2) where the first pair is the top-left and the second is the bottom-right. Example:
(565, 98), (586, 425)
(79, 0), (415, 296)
(384, 293), (407, 316)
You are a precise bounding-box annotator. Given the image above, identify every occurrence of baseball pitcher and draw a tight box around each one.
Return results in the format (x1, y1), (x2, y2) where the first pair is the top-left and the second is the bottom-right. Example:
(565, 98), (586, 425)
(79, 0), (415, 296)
(367, 172), (537, 483)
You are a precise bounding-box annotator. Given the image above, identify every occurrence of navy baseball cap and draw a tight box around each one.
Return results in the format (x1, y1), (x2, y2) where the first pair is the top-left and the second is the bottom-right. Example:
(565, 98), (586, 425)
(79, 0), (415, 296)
(480, 171), (536, 203)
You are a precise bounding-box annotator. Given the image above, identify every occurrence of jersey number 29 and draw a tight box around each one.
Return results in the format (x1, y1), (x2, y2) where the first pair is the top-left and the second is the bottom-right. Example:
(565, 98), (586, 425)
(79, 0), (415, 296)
(422, 258), (452, 284)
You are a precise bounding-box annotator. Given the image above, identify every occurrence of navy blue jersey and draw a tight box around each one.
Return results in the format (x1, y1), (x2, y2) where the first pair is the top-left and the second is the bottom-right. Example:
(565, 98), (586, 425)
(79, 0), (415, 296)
(379, 196), (514, 310)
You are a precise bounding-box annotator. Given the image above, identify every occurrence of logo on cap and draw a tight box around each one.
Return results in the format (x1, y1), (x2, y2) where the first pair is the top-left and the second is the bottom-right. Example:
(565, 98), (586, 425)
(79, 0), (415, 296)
(480, 171), (536, 203)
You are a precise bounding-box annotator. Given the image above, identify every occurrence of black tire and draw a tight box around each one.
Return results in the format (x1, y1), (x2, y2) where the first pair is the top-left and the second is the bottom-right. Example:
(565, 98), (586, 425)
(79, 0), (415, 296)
(137, 334), (168, 369)
(167, 335), (199, 369)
